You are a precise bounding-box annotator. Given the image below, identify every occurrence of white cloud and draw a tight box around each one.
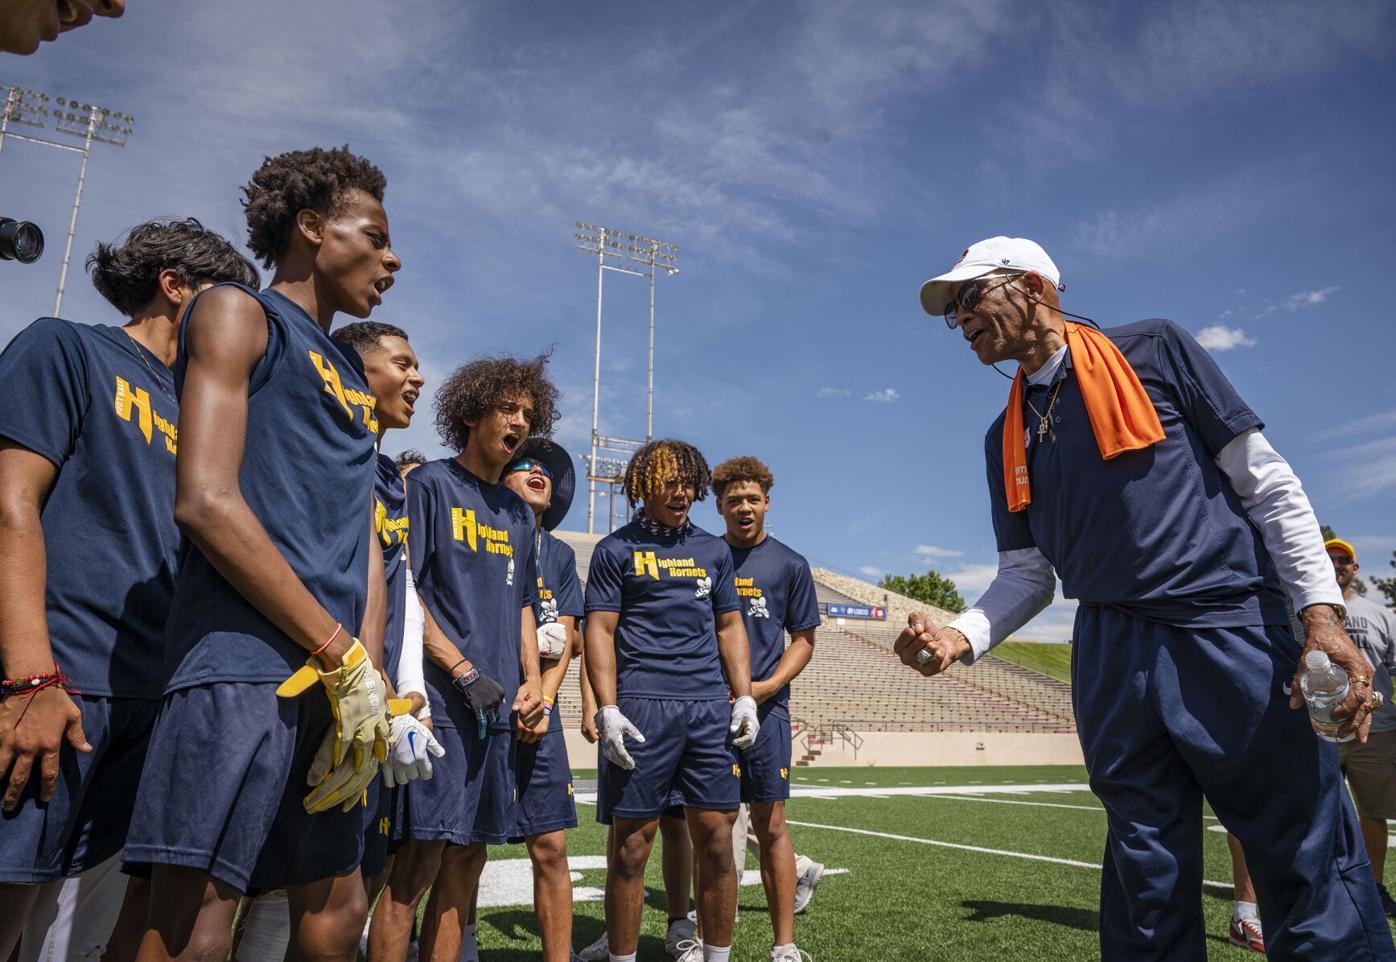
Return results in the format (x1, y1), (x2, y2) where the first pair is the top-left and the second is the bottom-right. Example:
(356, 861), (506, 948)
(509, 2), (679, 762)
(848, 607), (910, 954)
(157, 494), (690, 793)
(817, 387), (852, 399)
(1195, 325), (1257, 352)
(942, 563), (1000, 597)
(1331, 436), (1396, 502)
(862, 388), (900, 403)
(1283, 286), (1340, 310)
(858, 565), (884, 578)
(913, 544), (963, 559)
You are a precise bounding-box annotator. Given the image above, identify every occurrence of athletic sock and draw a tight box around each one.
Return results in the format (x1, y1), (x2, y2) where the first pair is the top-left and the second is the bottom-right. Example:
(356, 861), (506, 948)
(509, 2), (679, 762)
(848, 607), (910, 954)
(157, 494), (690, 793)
(772, 944), (797, 955)
(703, 944), (732, 962)
(458, 923), (479, 962)
(1234, 900), (1259, 920)
(608, 954), (637, 962)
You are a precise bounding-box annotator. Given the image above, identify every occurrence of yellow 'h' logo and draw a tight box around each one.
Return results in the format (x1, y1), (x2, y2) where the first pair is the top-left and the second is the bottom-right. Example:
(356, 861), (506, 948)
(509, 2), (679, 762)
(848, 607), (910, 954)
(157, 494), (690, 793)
(113, 377), (152, 443)
(633, 551), (659, 579)
(308, 351), (353, 418)
(452, 507), (478, 550)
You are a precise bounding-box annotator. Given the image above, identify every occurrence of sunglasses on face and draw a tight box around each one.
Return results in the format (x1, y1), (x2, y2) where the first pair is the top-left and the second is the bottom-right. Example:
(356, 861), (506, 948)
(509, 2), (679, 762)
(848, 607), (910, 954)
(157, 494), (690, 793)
(506, 459), (551, 478)
(1330, 556), (1355, 567)
(944, 273), (1022, 329)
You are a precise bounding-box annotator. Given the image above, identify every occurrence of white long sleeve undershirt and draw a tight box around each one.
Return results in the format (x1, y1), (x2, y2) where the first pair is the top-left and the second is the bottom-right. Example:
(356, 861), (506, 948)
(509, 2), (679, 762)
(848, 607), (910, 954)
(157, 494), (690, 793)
(397, 563), (430, 720)
(947, 427), (1341, 663)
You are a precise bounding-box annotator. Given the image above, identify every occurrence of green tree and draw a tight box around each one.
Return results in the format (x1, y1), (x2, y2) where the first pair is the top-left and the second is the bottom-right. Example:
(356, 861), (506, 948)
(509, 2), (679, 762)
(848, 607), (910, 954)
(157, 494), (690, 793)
(1371, 552), (1396, 609)
(878, 570), (967, 614)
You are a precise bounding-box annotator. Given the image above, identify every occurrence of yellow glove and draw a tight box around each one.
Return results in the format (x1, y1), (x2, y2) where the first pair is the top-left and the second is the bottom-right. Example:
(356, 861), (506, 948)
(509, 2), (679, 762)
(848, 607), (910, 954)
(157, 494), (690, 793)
(276, 638), (397, 813)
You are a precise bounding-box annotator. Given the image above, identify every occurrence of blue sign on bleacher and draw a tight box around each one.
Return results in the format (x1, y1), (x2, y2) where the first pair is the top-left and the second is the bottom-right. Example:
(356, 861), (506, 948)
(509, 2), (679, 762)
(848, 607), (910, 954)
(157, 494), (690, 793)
(827, 603), (886, 621)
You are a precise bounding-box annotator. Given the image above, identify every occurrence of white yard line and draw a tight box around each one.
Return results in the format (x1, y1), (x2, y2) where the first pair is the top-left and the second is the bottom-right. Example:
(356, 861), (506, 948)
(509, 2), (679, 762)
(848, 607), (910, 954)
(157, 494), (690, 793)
(786, 819), (1233, 892)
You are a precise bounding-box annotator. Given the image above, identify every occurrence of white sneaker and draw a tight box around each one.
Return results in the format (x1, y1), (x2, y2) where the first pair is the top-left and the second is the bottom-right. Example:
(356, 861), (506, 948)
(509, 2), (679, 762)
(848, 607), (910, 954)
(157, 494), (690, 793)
(771, 946), (813, 962)
(665, 918), (698, 957)
(673, 939), (704, 962)
(793, 860), (825, 914)
(576, 932), (609, 962)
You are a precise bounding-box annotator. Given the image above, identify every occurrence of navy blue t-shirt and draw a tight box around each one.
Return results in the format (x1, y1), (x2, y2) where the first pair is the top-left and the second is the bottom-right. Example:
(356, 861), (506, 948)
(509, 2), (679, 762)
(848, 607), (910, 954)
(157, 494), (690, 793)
(375, 452), (409, 681)
(0, 319), (180, 698)
(584, 520), (740, 700)
(163, 286), (379, 690)
(728, 536), (822, 714)
(984, 319), (1289, 627)
(408, 458), (537, 732)
(533, 529), (583, 733)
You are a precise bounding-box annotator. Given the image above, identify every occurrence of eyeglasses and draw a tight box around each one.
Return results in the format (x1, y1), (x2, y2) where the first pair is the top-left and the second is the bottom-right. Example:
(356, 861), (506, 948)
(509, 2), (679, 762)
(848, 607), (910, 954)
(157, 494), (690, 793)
(945, 273), (1022, 329)
(506, 458), (551, 478)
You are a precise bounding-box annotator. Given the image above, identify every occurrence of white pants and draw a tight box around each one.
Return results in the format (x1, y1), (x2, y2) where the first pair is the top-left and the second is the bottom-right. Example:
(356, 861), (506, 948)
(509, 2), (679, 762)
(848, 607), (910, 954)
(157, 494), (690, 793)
(20, 852), (128, 962)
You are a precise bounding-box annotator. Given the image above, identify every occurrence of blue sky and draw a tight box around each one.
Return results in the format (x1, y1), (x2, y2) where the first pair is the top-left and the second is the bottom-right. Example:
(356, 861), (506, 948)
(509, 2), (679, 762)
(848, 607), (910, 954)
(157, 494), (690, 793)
(3, 0), (1394, 641)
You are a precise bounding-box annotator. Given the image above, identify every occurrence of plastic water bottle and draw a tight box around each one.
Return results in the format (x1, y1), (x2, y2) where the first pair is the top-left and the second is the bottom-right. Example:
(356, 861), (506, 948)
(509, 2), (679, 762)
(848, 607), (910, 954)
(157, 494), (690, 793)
(1301, 650), (1353, 743)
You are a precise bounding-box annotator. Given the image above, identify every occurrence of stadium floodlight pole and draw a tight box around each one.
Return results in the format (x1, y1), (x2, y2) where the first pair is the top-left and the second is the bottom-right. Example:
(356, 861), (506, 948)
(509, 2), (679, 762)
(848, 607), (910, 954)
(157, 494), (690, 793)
(573, 222), (679, 533)
(0, 85), (134, 315)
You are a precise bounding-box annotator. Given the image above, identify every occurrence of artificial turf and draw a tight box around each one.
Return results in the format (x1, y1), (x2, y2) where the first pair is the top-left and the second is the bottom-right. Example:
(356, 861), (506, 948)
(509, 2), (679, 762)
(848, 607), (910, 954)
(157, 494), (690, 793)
(464, 764), (1283, 960)
(992, 640), (1073, 683)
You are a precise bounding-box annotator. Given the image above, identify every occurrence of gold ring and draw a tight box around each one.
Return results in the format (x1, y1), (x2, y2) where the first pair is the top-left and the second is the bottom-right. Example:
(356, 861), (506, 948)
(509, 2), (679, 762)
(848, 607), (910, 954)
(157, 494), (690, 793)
(1351, 674), (1372, 688)
(1372, 691), (1385, 710)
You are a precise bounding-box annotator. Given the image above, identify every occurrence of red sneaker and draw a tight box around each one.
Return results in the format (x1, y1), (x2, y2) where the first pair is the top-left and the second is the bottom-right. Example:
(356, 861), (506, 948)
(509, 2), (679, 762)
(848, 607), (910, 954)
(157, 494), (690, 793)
(1228, 914), (1265, 953)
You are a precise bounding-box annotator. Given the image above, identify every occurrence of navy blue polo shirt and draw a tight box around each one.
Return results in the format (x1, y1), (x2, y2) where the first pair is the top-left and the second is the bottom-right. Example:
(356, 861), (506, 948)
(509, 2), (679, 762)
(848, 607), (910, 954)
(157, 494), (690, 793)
(375, 452), (409, 680)
(728, 535), (822, 713)
(984, 318), (1289, 627)
(584, 520), (740, 700)
(534, 528), (583, 733)
(164, 286), (379, 690)
(0, 319), (180, 699)
(407, 458), (537, 732)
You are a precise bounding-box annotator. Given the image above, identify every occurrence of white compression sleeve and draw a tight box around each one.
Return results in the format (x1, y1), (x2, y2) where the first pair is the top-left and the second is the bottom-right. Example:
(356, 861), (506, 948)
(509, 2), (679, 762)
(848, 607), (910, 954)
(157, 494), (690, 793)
(946, 547), (1057, 664)
(1214, 428), (1342, 614)
(397, 563), (429, 720)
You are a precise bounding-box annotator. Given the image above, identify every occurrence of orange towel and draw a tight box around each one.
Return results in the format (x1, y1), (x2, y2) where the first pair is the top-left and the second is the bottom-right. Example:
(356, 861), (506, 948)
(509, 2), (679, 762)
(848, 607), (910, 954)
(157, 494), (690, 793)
(1002, 322), (1165, 512)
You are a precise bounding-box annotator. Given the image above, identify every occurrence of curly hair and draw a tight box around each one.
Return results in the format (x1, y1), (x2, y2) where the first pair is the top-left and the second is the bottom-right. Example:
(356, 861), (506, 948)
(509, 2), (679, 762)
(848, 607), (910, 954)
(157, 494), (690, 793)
(433, 353), (559, 453)
(330, 320), (408, 356)
(711, 455), (774, 499)
(623, 439), (711, 506)
(242, 145), (386, 269)
(86, 218), (259, 317)
(395, 449), (427, 470)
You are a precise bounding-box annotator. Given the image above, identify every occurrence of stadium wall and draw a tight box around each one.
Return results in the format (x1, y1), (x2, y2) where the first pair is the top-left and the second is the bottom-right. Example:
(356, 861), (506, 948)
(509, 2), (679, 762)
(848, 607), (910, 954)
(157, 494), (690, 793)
(810, 567), (958, 632)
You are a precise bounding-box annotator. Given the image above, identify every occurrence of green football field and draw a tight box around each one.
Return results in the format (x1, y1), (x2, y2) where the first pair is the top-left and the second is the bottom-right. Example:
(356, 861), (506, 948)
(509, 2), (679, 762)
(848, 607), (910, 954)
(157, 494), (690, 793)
(460, 764), (1308, 961)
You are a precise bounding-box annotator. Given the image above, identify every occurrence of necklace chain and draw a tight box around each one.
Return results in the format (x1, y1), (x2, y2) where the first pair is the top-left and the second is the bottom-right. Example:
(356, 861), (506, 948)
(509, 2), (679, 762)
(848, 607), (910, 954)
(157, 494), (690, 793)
(123, 331), (177, 406)
(1025, 377), (1066, 442)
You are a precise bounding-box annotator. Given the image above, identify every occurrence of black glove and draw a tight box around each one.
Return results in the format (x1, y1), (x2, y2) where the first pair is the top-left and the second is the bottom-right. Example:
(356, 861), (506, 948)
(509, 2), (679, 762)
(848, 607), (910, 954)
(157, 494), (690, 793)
(451, 667), (506, 739)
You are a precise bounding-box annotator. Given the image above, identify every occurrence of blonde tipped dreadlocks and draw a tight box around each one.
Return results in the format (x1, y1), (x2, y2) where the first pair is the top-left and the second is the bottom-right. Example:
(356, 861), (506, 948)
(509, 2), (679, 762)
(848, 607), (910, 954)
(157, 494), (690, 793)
(623, 439), (711, 506)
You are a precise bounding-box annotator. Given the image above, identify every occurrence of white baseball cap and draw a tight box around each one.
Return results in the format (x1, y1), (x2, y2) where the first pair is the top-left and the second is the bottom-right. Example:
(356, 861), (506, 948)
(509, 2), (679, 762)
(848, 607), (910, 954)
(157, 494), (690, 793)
(918, 236), (1062, 316)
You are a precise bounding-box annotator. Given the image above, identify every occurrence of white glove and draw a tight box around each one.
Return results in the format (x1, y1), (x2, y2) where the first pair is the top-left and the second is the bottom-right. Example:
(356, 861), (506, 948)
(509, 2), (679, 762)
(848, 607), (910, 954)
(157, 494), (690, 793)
(382, 714), (445, 788)
(597, 705), (645, 770)
(537, 622), (569, 660)
(730, 695), (760, 750)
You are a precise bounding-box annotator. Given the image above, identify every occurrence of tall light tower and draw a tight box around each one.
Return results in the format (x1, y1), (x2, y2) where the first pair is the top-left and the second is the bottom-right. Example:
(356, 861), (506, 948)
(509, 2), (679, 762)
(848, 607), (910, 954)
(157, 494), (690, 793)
(0, 84), (135, 315)
(573, 222), (679, 534)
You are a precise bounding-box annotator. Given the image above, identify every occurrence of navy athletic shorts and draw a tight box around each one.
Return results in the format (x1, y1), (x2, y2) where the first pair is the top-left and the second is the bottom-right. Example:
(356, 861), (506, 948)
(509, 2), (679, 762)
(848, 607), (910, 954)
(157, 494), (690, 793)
(122, 682), (364, 892)
(0, 695), (158, 883)
(399, 723), (514, 846)
(597, 697), (739, 822)
(739, 705), (791, 804)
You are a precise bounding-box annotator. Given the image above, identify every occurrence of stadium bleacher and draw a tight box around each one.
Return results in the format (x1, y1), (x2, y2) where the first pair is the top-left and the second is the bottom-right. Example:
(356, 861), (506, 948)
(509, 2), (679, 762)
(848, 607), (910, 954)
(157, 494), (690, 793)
(552, 530), (1076, 752)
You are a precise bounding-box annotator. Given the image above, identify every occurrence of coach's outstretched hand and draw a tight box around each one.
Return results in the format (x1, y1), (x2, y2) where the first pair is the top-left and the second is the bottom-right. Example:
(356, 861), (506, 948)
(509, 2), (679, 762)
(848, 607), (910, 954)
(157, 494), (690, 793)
(730, 694), (760, 749)
(597, 705), (644, 770)
(451, 667), (507, 740)
(277, 638), (393, 812)
(895, 613), (971, 677)
(383, 713), (445, 787)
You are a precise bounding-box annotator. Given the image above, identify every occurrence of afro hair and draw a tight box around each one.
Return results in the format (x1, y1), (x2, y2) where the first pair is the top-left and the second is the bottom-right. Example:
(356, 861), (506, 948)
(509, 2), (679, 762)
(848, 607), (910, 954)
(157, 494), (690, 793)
(242, 145), (386, 269)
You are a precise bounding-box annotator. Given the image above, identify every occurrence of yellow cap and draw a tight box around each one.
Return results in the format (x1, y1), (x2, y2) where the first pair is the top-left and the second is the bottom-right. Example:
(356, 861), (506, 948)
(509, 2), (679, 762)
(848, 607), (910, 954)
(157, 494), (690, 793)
(1324, 537), (1356, 562)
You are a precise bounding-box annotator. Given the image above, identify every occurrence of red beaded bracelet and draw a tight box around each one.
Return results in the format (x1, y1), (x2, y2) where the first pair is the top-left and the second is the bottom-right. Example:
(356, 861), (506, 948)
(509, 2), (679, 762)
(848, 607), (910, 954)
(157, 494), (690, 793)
(0, 663), (77, 701)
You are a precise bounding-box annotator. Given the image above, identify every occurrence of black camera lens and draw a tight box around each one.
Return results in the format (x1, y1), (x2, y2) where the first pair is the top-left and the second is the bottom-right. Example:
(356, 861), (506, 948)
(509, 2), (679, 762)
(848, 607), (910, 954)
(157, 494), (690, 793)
(0, 218), (45, 264)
